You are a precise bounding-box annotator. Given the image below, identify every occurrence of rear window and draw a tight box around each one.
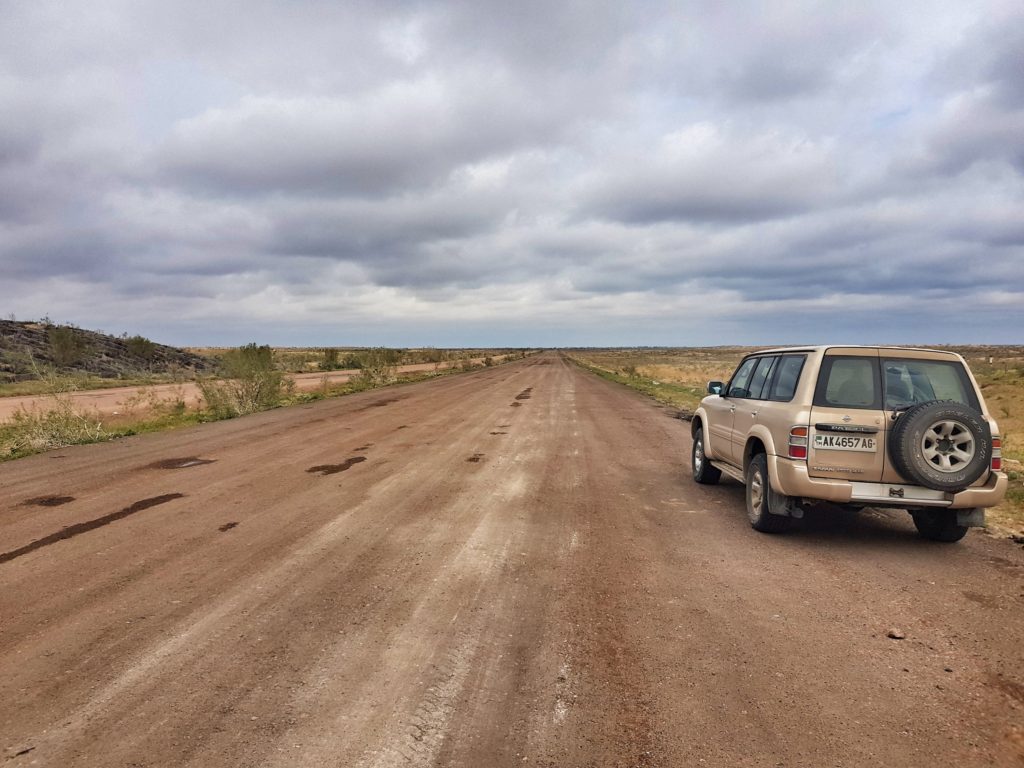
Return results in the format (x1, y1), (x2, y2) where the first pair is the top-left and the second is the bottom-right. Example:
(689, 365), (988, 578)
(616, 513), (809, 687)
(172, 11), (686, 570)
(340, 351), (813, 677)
(882, 358), (978, 410)
(814, 356), (880, 409)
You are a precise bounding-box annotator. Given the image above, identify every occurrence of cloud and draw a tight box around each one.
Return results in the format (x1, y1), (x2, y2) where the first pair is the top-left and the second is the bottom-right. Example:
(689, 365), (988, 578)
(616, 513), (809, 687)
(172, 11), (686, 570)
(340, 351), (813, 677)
(581, 123), (840, 224)
(0, 0), (1021, 345)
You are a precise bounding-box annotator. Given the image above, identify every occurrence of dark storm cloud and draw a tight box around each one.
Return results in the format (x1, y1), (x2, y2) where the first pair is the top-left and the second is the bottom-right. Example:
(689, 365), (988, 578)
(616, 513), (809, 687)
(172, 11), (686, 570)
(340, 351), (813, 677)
(0, 0), (1021, 344)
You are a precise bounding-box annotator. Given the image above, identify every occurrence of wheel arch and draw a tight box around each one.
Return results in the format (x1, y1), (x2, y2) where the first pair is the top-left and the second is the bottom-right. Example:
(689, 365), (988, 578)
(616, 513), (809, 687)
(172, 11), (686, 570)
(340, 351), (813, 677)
(692, 409), (719, 460)
(743, 425), (777, 472)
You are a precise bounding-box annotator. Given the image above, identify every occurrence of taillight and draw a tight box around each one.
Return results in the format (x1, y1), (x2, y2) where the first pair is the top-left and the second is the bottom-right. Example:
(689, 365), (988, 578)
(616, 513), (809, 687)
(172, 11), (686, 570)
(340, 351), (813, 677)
(992, 437), (1002, 472)
(789, 426), (808, 460)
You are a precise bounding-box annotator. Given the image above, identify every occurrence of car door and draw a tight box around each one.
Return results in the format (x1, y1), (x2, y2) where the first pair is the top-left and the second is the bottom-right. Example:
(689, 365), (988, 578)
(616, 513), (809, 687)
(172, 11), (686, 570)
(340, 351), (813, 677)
(710, 356), (757, 467)
(730, 356), (777, 464)
(806, 348), (886, 483)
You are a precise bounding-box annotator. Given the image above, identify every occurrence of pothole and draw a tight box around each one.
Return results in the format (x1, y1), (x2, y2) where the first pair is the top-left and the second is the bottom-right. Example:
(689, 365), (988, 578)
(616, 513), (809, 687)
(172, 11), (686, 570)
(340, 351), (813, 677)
(146, 457), (216, 470)
(307, 456), (367, 476)
(22, 496), (75, 507)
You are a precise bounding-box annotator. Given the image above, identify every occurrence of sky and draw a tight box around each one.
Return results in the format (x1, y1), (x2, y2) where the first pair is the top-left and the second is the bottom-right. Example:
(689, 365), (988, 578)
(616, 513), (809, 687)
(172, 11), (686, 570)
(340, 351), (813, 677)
(1, 0), (1022, 347)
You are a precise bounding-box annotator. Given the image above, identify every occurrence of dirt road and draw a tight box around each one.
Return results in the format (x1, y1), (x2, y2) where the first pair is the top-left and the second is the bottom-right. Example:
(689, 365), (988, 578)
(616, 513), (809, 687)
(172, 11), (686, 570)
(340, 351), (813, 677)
(2, 353), (1022, 767)
(0, 357), (506, 422)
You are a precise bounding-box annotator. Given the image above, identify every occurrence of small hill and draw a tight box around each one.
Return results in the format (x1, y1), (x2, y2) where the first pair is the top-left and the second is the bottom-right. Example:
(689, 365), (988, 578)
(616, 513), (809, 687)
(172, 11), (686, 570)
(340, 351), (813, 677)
(0, 320), (213, 382)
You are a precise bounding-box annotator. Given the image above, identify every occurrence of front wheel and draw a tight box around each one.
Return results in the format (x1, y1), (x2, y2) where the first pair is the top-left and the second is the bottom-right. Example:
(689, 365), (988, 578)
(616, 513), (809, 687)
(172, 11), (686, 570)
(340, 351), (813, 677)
(911, 509), (969, 542)
(692, 427), (721, 485)
(745, 454), (792, 533)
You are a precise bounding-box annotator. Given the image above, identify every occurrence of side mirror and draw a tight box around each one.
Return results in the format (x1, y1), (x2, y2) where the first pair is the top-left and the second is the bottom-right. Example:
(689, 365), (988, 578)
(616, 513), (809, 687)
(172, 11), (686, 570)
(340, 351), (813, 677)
(707, 380), (724, 396)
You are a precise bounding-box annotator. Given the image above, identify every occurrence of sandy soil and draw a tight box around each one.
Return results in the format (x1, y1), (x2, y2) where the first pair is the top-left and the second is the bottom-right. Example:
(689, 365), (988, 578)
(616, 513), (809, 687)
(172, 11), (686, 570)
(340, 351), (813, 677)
(0, 357), (501, 422)
(1, 352), (1022, 767)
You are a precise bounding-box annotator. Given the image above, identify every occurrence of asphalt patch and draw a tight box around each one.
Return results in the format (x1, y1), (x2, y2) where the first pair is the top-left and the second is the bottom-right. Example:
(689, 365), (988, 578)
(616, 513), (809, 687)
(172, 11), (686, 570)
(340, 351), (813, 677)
(510, 402), (523, 407)
(218, 522), (239, 532)
(354, 444), (373, 451)
(146, 457), (216, 470)
(0, 494), (185, 566)
(22, 496), (75, 508)
(515, 388), (533, 400)
(307, 456), (367, 476)
(490, 431), (507, 435)
(467, 453), (485, 463)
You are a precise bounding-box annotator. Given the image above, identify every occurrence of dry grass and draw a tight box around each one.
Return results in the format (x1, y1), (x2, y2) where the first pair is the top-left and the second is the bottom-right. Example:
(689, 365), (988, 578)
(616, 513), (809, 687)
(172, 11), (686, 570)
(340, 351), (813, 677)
(186, 346), (528, 373)
(0, 396), (108, 455)
(569, 345), (1024, 537)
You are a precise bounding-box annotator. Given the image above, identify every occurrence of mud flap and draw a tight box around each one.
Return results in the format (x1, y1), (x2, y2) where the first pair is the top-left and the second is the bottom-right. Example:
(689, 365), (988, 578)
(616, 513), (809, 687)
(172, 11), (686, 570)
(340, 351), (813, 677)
(956, 508), (985, 527)
(769, 486), (803, 518)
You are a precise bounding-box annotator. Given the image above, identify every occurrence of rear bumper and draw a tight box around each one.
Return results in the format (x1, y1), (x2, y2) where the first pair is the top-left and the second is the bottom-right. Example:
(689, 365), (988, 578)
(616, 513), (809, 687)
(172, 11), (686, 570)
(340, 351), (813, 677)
(769, 456), (1008, 509)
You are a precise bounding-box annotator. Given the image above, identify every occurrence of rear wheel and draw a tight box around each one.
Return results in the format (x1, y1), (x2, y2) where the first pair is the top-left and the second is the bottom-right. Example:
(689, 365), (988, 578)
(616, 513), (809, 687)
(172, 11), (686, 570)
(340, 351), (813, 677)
(745, 453), (792, 533)
(911, 509), (969, 543)
(692, 427), (721, 485)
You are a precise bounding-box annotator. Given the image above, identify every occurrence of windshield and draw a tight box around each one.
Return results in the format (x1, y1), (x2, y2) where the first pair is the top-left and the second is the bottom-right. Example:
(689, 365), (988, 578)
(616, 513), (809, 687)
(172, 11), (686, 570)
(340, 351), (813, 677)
(882, 358), (977, 410)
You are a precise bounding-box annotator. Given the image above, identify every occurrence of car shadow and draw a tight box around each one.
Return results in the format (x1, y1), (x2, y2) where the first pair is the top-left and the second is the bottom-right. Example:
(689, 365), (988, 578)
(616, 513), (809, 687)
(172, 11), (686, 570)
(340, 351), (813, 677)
(714, 482), (942, 548)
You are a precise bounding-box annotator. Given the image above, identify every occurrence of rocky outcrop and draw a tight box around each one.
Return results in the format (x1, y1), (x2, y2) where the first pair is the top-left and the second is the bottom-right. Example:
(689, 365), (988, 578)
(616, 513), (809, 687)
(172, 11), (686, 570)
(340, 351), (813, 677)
(0, 321), (213, 382)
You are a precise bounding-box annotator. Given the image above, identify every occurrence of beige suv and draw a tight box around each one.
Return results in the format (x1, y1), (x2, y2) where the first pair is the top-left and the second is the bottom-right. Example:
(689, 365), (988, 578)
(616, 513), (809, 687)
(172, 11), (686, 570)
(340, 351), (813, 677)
(691, 346), (1007, 542)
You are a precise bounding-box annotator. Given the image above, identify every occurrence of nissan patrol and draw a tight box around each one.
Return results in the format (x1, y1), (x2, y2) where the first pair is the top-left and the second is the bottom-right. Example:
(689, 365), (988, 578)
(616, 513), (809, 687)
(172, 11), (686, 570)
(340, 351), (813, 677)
(691, 346), (1008, 541)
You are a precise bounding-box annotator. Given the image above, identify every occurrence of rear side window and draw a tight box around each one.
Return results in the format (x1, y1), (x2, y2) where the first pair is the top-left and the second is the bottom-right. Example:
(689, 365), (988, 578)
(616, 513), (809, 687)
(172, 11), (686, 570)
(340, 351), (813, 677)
(728, 358), (758, 397)
(768, 355), (806, 401)
(748, 356), (777, 399)
(815, 356), (880, 409)
(882, 359), (978, 410)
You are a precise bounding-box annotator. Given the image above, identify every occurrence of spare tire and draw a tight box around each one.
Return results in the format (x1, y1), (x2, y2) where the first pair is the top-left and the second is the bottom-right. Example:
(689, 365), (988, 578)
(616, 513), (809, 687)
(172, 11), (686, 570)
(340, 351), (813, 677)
(889, 400), (991, 492)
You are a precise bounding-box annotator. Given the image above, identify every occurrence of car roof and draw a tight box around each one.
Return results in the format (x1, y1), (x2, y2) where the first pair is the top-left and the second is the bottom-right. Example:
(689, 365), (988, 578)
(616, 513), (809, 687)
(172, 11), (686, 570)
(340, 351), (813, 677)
(748, 345), (960, 356)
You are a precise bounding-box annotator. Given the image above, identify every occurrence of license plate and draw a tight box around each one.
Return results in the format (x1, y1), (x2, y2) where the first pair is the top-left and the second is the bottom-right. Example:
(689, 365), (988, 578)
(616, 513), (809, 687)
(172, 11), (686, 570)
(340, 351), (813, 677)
(813, 434), (877, 452)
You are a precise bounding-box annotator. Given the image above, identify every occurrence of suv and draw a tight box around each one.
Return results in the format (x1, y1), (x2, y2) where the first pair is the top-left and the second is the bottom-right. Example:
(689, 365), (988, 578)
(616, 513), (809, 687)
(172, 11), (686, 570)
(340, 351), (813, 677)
(691, 346), (1007, 542)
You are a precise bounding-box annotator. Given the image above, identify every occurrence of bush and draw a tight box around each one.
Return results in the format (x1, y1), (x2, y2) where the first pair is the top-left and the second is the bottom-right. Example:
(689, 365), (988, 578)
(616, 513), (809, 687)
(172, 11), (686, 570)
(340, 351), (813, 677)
(47, 325), (89, 367)
(420, 348), (447, 364)
(199, 344), (292, 418)
(2, 397), (107, 456)
(354, 348), (399, 387)
(125, 335), (158, 361)
(320, 348), (340, 371)
(340, 353), (363, 369)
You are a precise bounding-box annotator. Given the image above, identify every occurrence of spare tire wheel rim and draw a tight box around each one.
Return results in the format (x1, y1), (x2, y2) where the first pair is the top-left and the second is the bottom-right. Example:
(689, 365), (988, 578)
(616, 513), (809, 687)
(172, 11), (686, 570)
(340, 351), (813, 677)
(921, 419), (975, 473)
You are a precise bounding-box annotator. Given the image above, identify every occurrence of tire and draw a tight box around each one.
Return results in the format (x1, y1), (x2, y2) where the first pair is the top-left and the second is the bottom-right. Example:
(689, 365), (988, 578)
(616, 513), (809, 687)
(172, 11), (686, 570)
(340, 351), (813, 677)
(745, 453), (792, 533)
(889, 400), (991, 492)
(911, 509), (969, 543)
(692, 427), (721, 485)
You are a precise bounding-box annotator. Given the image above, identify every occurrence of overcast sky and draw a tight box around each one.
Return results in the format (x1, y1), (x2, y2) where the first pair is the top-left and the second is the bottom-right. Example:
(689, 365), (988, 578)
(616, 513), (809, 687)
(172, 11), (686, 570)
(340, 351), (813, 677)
(1, 1), (1022, 347)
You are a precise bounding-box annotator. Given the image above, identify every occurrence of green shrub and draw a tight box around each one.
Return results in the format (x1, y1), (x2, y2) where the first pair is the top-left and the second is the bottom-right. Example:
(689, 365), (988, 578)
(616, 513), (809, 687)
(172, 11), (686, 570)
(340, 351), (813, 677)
(2, 397), (107, 456)
(199, 344), (292, 418)
(354, 348), (398, 387)
(47, 325), (89, 367)
(320, 347), (340, 371)
(125, 335), (158, 361)
(340, 353), (363, 369)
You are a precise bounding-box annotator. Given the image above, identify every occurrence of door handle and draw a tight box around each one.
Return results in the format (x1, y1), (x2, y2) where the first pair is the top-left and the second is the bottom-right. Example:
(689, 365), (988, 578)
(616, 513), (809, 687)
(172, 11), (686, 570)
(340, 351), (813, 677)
(751, 410), (758, 417)
(730, 406), (736, 413)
